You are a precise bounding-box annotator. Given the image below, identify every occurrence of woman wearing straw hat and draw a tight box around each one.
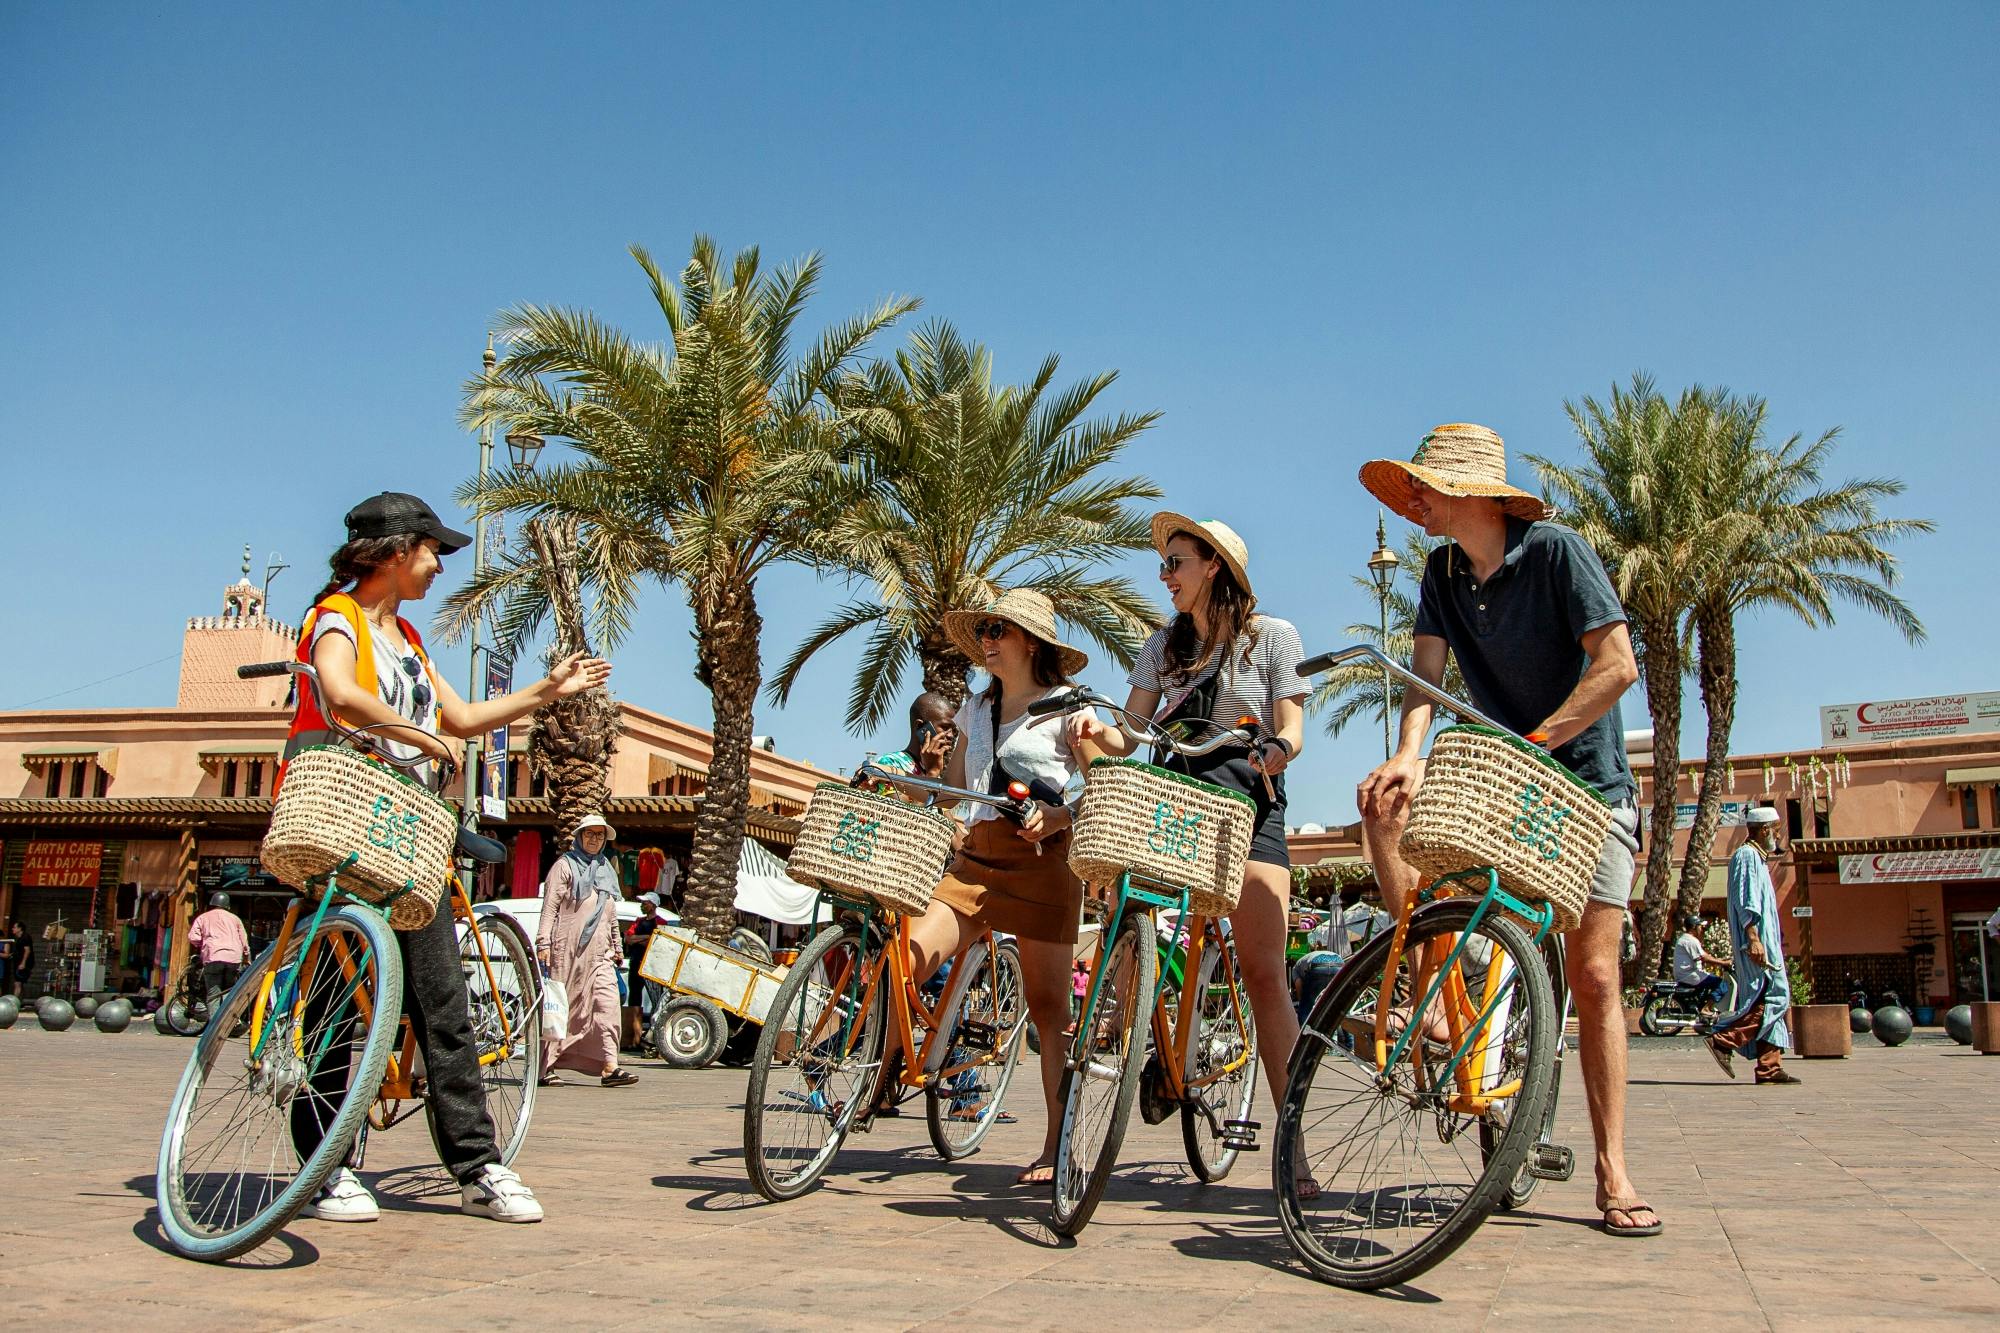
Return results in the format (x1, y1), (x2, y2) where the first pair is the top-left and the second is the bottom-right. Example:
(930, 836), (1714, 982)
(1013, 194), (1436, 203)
(1064, 515), (1310, 1130)
(536, 814), (642, 1090)
(896, 588), (1090, 1186)
(1354, 422), (1654, 1237)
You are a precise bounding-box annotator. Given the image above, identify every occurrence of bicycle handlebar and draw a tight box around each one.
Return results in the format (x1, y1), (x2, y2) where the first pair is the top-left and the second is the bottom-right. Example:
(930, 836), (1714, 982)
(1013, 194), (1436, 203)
(1295, 645), (1531, 747)
(852, 765), (1037, 820)
(237, 660), (458, 785)
(1023, 686), (1257, 758)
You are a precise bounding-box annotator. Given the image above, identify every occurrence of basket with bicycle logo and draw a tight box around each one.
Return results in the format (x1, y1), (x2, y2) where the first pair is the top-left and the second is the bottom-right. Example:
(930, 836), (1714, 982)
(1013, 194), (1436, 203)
(1399, 725), (1612, 933)
(1067, 759), (1256, 917)
(260, 745), (457, 930)
(786, 782), (958, 915)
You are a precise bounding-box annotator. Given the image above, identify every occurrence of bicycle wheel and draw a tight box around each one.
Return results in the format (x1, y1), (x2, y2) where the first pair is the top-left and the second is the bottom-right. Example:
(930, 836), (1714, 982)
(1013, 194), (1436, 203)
(743, 922), (886, 1202)
(1275, 898), (1556, 1290)
(1181, 926), (1258, 1182)
(1051, 909), (1156, 1236)
(428, 908), (541, 1167)
(157, 906), (403, 1262)
(165, 968), (207, 1037)
(926, 938), (1027, 1161)
(1491, 932), (1564, 1212)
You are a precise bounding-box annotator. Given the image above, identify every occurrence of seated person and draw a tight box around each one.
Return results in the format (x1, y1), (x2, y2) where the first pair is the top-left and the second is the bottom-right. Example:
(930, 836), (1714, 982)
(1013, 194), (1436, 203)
(1671, 914), (1731, 1008)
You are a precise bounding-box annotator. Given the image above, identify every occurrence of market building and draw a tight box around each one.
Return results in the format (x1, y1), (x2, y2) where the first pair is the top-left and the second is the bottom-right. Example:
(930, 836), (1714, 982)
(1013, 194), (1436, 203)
(1631, 689), (2000, 1016)
(0, 568), (821, 1001)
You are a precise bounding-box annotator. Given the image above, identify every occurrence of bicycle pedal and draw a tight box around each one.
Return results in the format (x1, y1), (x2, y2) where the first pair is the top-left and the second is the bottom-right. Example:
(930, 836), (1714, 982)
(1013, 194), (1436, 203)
(1525, 1141), (1574, 1182)
(1220, 1119), (1262, 1152)
(953, 1020), (997, 1053)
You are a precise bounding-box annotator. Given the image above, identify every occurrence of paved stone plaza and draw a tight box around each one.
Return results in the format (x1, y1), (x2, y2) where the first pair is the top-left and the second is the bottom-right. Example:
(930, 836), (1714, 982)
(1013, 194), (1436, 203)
(2, 1025), (1997, 1329)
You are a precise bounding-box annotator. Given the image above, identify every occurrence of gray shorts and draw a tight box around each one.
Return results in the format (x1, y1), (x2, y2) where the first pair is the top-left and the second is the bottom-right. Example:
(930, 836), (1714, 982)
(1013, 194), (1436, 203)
(1587, 803), (1641, 909)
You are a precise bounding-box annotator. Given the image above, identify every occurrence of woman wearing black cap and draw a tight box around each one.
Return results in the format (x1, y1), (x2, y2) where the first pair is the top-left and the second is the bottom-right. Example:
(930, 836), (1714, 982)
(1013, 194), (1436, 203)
(287, 493), (611, 1226)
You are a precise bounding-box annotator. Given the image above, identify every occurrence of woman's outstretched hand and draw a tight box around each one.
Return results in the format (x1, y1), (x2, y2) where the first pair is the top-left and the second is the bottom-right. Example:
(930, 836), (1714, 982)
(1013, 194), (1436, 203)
(548, 653), (613, 697)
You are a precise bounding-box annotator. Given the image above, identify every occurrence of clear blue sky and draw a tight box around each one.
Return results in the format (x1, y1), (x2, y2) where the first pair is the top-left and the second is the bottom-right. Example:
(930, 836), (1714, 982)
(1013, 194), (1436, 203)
(3, 3), (1994, 825)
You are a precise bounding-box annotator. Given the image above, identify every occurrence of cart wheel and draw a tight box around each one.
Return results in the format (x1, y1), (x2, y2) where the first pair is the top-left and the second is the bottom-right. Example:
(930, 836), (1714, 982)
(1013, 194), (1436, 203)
(653, 996), (728, 1068)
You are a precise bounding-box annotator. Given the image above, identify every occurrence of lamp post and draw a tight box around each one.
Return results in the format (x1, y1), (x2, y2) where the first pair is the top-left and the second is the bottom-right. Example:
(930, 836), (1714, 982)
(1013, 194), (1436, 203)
(261, 553), (288, 620)
(505, 429), (545, 475)
(1366, 511), (1401, 760)
(463, 334), (497, 834)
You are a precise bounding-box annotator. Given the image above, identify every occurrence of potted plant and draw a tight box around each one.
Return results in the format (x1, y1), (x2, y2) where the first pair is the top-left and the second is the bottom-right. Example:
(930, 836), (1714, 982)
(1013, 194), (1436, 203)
(1621, 984), (1646, 1036)
(1788, 956), (1850, 1058)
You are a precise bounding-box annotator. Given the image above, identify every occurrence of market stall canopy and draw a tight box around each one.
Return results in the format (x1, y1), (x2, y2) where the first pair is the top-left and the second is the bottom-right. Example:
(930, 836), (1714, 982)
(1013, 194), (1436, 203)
(733, 835), (817, 924)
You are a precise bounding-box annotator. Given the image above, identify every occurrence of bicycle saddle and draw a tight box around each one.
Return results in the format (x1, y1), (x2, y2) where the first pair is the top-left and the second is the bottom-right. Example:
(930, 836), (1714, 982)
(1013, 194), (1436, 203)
(456, 826), (508, 865)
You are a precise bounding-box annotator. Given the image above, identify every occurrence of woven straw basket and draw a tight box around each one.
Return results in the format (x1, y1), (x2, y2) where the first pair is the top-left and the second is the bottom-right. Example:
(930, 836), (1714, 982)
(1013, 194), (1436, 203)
(1398, 726), (1613, 934)
(261, 745), (456, 930)
(786, 783), (957, 915)
(1068, 759), (1256, 918)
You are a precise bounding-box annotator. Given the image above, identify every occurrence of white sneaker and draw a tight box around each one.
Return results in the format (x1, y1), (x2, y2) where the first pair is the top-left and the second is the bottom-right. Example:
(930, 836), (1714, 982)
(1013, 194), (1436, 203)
(460, 1163), (543, 1223)
(304, 1167), (379, 1223)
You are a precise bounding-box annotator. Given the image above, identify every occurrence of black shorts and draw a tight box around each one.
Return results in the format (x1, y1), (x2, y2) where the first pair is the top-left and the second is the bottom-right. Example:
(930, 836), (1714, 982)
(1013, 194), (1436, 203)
(1163, 750), (1289, 870)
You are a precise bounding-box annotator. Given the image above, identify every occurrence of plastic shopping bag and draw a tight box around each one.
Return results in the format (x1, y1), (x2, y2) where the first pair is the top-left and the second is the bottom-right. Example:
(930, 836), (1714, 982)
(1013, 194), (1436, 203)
(540, 973), (569, 1033)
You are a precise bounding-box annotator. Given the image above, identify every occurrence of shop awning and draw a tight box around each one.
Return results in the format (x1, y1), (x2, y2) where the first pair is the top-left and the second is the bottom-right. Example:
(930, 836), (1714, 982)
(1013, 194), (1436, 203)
(1631, 862), (1727, 903)
(196, 744), (281, 774)
(648, 753), (708, 785)
(1792, 830), (2000, 863)
(1945, 766), (2000, 788)
(20, 746), (118, 777)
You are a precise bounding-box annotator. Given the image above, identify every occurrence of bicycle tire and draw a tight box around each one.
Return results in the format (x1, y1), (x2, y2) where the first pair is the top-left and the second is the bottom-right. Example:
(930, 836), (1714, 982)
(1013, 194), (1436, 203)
(743, 922), (886, 1202)
(1181, 926), (1258, 1183)
(1051, 909), (1156, 1237)
(427, 908), (541, 1168)
(1491, 932), (1565, 1212)
(1274, 898), (1556, 1290)
(157, 906), (403, 1262)
(926, 939), (1027, 1161)
(166, 968), (206, 1037)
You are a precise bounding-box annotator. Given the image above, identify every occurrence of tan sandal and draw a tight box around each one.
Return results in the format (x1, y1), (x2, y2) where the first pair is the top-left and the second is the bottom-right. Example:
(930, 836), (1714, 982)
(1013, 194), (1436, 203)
(1599, 1195), (1662, 1237)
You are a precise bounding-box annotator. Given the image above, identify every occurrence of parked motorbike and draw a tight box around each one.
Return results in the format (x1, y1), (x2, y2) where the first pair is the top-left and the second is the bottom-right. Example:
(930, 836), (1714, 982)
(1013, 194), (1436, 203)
(1638, 976), (1734, 1036)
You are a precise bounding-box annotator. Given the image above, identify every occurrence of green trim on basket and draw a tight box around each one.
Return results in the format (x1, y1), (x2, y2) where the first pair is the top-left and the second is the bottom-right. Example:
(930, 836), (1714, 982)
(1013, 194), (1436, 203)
(1440, 727), (1611, 808)
(292, 744), (459, 816)
(808, 781), (959, 831)
(1084, 757), (1258, 811)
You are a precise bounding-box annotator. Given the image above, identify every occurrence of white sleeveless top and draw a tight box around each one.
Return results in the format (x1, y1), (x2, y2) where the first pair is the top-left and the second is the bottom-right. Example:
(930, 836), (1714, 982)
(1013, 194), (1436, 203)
(954, 686), (1077, 827)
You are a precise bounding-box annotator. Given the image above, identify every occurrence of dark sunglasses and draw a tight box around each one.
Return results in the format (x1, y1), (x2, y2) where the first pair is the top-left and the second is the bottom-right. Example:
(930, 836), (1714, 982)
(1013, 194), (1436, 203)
(972, 618), (1013, 641)
(1159, 554), (1198, 578)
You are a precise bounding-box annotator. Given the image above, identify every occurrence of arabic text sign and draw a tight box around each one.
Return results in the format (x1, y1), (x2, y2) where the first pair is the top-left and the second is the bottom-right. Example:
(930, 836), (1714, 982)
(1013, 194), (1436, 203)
(1675, 802), (1750, 830)
(1839, 848), (2000, 884)
(1820, 691), (2000, 746)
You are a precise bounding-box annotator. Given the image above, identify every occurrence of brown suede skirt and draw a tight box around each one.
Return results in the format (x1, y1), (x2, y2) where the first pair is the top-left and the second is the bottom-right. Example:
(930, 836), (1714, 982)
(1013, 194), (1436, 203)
(930, 817), (1083, 945)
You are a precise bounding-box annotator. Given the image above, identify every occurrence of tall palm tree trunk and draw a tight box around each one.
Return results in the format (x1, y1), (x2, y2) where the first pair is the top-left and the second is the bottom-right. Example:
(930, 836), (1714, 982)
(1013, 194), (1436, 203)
(1631, 615), (1686, 987)
(525, 516), (618, 850)
(918, 633), (972, 712)
(1677, 602), (1739, 924)
(683, 578), (764, 942)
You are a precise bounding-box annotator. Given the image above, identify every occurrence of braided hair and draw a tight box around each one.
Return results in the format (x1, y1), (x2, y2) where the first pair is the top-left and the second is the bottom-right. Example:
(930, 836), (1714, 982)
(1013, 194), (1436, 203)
(306, 534), (420, 615)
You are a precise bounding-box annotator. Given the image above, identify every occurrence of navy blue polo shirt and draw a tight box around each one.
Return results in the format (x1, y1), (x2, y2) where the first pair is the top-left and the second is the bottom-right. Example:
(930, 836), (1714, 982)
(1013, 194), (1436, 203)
(1412, 519), (1635, 802)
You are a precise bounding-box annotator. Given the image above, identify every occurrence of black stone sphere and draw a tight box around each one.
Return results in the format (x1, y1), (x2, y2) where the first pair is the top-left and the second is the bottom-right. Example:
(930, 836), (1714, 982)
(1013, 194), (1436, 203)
(1849, 1006), (1872, 1033)
(1945, 1004), (1974, 1046)
(0, 994), (17, 1028)
(94, 998), (134, 1032)
(38, 997), (77, 1031)
(1871, 1005), (1913, 1047)
(74, 995), (101, 1020)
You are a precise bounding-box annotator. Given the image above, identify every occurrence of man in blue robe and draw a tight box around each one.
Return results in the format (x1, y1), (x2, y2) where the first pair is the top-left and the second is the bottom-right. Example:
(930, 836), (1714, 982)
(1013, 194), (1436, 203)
(1707, 806), (1800, 1085)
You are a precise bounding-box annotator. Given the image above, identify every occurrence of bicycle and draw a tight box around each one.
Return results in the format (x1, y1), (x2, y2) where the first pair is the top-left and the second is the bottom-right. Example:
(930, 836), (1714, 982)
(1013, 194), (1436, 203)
(155, 661), (539, 1262)
(742, 769), (1033, 1202)
(1015, 687), (1263, 1236)
(1273, 645), (1590, 1289)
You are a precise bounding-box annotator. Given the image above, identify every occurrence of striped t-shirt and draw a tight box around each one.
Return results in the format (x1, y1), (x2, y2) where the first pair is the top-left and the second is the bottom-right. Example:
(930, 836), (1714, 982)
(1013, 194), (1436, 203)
(1127, 615), (1308, 737)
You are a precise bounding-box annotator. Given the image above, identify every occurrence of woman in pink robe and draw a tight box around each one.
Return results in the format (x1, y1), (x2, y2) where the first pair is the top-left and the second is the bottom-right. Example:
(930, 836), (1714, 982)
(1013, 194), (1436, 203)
(535, 814), (639, 1087)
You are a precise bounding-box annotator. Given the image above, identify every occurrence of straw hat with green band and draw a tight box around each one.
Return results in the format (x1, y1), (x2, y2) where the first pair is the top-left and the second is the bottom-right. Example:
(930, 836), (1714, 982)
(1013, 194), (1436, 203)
(1150, 512), (1253, 597)
(1358, 423), (1552, 526)
(942, 587), (1090, 677)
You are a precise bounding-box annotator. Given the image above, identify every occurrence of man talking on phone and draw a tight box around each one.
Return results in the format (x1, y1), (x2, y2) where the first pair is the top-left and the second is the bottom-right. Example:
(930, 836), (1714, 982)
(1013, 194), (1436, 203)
(857, 692), (958, 793)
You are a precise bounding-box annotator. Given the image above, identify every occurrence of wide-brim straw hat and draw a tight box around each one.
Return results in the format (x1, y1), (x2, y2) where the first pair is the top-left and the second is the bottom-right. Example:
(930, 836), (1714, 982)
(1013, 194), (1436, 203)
(1151, 512), (1253, 598)
(943, 588), (1090, 677)
(1358, 423), (1551, 526)
(573, 813), (618, 841)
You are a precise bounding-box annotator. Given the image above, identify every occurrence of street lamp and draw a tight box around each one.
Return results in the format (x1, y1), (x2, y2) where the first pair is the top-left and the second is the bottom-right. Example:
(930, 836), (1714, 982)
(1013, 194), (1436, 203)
(505, 429), (545, 475)
(464, 334), (497, 838)
(1366, 511), (1401, 760)
(261, 552), (289, 620)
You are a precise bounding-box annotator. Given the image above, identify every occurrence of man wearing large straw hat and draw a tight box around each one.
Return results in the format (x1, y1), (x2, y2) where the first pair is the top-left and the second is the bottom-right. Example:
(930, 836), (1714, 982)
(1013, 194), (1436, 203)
(1355, 423), (1657, 1238)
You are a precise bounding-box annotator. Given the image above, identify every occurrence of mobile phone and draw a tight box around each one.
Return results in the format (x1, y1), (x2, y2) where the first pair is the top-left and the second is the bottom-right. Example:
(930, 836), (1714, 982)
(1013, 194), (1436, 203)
(915, 720), (938, 748)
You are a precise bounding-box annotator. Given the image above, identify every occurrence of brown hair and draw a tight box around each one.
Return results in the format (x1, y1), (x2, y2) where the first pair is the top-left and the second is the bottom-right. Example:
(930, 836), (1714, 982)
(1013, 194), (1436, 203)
(1160, 531), (1260, 682)
(306, 534), (421, 613)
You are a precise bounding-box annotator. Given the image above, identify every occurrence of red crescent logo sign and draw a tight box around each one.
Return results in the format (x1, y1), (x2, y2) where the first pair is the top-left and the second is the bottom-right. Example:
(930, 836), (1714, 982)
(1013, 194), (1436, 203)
(1856, 704), (1875, 723)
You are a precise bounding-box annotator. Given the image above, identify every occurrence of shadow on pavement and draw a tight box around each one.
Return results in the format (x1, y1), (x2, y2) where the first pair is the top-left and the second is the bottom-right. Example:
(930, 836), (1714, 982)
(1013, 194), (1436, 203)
(130, 1208), (321, 1269)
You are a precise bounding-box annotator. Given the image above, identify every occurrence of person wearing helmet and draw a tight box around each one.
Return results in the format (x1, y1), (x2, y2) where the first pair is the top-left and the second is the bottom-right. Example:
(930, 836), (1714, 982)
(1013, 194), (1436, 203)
(1670, 914), (1730, 1010)
(187, 892), (249, 1017)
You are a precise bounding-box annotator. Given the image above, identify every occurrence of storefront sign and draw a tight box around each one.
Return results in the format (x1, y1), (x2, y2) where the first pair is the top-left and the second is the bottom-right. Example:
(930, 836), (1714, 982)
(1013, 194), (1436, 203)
(1675, 802), (1751, 830)
(20, 840), (103, 887)
(482, 654), (512, 822)
(1820, 691), (2000, 746)
(1839, 848), (2000, 884)
(1791, 905), (1814, 918)
(197, 855), (287, 895)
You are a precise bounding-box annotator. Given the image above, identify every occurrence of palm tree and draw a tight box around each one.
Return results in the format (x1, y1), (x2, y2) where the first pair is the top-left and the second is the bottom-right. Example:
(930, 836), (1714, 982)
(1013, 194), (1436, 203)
(435, 514), (621, 848)
(1674, 395), (1932, 918)
(459, 236), (916, 940)
(1528, 376), (1744, 983)
(769, 319), (1162, 726)
(1305, 528), (1465, 738)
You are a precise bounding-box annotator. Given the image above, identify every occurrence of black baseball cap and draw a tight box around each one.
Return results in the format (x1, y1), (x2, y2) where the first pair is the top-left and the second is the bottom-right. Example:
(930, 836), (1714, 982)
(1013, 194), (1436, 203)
(343, 493), (472, 553)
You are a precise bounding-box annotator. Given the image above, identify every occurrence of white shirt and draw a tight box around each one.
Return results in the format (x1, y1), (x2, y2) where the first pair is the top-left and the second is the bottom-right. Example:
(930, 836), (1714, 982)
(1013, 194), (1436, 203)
(311, 609), (441, 786)
(955, 686), (1076, 827)
(1671, 932), (1709, 987)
